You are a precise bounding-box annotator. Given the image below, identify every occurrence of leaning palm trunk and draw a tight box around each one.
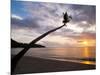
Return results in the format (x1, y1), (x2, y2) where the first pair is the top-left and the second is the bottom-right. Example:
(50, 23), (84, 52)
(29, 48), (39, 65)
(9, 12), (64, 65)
(11, 23), (67, 74)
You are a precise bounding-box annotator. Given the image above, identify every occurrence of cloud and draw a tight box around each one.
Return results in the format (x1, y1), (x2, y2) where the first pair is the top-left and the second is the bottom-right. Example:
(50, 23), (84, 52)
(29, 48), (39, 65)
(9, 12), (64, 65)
(69, 5), (96, 25)
(86, 25), (96, 33)
(11, 14), (23, 20)
(11, 28), (42, 43)
(11, 1), (96, 47)
(11, 16), (40, 29)
(67, 32), (96, 40)
(38, 35), (77, 47)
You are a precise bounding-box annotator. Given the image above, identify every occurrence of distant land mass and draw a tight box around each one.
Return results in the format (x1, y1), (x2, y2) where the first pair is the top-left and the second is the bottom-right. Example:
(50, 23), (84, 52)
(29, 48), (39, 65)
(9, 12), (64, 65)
(11, 39), (45, 48)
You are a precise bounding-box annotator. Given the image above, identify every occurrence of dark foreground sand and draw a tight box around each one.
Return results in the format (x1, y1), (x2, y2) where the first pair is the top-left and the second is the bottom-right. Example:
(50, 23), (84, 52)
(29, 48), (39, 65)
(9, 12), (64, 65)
(13, 56), (95, 74)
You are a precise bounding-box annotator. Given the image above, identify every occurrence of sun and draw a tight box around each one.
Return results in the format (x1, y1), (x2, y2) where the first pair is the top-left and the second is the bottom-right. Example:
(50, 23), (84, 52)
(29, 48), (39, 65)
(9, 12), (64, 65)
(78, 39), (95, 47)
(82, 41), (88, 46)
(78, 40), (89, 46)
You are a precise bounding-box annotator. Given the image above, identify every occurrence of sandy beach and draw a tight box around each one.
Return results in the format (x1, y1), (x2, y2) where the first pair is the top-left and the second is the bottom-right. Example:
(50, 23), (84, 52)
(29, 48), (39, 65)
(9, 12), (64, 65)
(12, 55), (95, 74)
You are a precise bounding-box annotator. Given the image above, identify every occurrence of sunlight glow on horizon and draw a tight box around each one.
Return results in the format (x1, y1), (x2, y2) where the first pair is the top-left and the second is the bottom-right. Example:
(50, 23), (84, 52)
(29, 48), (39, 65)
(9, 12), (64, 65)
(78, 39), (95, 47)
(81, 41), (89, 46)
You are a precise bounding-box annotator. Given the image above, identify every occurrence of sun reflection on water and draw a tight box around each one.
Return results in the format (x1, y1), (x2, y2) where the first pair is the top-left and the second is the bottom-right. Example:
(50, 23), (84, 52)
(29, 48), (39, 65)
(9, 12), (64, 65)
(81, 61), (95, 65)
(84, 47), (89, 58)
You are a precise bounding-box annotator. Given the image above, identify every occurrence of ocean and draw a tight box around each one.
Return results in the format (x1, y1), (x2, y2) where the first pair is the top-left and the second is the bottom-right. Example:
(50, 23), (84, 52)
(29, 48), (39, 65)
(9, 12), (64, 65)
(11, 47), (96, 65)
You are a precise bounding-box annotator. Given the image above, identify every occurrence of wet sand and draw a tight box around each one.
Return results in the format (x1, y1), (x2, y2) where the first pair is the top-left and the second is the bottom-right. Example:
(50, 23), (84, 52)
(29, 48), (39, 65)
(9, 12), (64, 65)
(12, 55), (96, 74)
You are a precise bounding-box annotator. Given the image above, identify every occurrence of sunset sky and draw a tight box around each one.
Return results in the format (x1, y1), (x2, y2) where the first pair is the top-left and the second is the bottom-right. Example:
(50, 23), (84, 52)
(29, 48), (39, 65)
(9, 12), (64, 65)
(11, 0), (96, 47)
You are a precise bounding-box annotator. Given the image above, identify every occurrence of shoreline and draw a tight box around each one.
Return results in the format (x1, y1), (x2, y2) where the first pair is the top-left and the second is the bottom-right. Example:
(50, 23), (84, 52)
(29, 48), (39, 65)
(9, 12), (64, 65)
(12, 55), (96, 74)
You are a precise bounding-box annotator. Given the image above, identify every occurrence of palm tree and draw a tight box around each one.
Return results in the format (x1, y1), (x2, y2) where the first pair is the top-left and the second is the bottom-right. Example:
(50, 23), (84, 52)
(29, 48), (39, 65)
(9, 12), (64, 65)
(11, 11), (72, 74)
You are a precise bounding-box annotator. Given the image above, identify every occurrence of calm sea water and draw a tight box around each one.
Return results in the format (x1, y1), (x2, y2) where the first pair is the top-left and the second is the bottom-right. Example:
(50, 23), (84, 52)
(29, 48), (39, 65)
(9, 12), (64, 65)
(11, 47), (96, 65)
